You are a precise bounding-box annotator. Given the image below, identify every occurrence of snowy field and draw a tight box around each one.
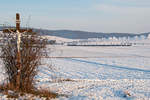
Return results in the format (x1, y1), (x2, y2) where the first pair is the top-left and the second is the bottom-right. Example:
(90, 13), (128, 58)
(0, 39), (150, 99)
(37, 42), (150, 100)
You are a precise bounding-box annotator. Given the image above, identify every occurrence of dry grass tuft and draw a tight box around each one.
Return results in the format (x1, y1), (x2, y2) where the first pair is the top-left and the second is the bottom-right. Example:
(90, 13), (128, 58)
(0, 84), (58, 99)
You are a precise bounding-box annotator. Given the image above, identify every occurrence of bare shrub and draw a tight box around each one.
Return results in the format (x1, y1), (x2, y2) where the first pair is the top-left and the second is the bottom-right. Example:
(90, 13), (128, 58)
(1, 32), (47, 92)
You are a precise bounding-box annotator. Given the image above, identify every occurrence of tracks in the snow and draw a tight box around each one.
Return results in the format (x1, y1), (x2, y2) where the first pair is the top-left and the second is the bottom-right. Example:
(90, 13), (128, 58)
(63, 58), (150, 73)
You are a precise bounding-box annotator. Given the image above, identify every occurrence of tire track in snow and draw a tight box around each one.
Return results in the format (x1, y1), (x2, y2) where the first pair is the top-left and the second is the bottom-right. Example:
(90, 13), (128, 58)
(64, 58), (150, 73)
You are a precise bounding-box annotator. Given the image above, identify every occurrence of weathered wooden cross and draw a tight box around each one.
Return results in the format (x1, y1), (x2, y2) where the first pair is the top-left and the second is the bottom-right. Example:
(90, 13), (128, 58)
(3, 13), (32, 89)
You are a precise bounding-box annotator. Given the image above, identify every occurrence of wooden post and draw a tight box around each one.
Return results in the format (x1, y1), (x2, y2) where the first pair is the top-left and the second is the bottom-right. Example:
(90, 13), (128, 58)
(16, 13), (20, 31)
(16, 13), (22, 90)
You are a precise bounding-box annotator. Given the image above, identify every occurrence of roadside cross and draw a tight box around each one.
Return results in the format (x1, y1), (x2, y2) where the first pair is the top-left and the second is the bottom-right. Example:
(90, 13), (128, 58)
(3, 13), (33, 89)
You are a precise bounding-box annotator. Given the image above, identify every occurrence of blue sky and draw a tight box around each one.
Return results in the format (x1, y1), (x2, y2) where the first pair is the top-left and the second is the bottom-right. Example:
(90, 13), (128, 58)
(0, 0), (150, 33)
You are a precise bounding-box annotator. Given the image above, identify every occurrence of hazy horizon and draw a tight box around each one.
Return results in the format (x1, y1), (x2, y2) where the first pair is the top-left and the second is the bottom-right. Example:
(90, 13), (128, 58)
(0, 0), (150, 33)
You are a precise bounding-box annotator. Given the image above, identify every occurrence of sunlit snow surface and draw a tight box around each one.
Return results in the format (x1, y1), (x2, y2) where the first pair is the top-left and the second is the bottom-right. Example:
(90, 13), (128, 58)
(1, 39), (150, 99)
(37, 43), (150, 100)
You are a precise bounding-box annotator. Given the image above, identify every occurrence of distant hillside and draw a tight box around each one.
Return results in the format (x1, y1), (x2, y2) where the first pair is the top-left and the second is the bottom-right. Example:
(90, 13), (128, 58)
(1, 26), (150, 39)
(37, 29), (150, 39)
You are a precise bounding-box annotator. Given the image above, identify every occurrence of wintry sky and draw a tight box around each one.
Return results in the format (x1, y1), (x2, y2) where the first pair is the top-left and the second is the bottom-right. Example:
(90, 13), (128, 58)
(0, 0), (150, 33)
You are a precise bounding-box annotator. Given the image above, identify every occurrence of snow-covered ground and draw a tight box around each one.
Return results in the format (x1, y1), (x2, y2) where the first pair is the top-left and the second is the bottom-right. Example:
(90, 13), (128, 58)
(0, 38), (150, 99)
(37, 39), (150, 99)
